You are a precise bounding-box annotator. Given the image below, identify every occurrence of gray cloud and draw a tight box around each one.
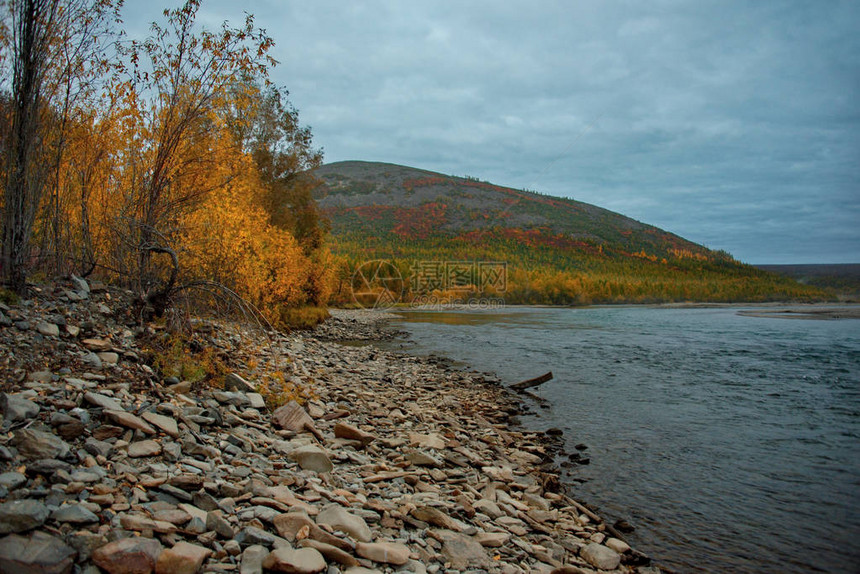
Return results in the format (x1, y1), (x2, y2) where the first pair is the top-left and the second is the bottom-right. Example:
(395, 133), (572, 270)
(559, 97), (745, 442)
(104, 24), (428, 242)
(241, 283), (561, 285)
(124, 0), (860, 263)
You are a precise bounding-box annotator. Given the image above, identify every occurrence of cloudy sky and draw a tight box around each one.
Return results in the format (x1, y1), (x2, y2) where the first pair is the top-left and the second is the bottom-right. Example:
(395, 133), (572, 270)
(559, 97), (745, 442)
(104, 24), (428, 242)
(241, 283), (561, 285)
(125, 1), (859, 264)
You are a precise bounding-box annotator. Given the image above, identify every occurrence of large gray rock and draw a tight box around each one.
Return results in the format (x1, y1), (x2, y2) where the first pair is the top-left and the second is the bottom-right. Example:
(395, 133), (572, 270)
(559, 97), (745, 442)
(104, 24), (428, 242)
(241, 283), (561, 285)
(1, 393), (40, 426)
(0, 530), (77, 574)
(0, 500), (49, 534)
(51, 504), (99, 525)
(580, 542), (621, 570)
(316, 505), (372, 542)
(11, 428), (70, 460)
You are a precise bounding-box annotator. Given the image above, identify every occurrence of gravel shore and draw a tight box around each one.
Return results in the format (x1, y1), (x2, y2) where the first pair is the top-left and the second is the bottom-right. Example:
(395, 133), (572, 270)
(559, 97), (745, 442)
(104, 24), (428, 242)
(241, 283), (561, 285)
(0, 284), (657, 574)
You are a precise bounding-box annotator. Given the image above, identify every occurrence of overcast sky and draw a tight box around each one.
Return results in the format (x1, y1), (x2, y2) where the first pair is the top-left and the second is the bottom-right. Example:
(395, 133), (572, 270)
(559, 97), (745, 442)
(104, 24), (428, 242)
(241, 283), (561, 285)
(125, 1), (859, 264)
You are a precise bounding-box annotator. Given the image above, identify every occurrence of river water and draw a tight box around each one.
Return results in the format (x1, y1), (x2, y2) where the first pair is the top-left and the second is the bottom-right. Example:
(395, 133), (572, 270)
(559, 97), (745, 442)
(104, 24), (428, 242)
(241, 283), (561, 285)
(383, 306), (860, 573)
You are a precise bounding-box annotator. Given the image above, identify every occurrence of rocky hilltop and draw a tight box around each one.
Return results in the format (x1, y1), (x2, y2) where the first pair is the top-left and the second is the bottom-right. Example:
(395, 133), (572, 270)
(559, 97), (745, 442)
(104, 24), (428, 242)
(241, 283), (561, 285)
(0, 280), (657, 574)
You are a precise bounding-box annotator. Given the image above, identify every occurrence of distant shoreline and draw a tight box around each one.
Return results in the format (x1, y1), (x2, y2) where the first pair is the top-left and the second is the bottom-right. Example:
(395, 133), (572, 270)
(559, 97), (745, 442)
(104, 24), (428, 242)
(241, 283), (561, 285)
(385, 301), (860, 316)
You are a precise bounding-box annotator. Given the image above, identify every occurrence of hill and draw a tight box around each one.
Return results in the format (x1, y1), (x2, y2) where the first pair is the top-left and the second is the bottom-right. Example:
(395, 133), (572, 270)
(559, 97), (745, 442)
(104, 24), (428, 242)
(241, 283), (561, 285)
(756, 264), (860, 300)
(312, 161), (823, 305)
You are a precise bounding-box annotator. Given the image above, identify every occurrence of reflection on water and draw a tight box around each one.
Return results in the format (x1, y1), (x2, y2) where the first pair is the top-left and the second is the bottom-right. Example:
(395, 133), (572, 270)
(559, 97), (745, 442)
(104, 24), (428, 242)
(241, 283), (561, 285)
(387, 306), (860, 574)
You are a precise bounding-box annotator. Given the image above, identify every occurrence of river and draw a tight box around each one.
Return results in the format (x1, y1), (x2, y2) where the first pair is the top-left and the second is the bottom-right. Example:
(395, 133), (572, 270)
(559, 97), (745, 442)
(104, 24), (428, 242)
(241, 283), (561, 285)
(383, 306), (860, 573)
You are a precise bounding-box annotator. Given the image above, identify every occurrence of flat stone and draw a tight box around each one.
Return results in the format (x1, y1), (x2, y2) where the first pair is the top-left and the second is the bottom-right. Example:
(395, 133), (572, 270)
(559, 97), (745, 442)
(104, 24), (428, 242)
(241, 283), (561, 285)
(141, 411), (180, 437)
(333, 423), (376, 446)
(1, 393), (40, 425)
(316, 505), (372, 542)
(411, 506), (462, 531)
(405, 450), (442, 467)
(234, 526), (279, 548)
(81, 338), (111, 351)
(273, 512), (313, 540)
(152, 508), (191, 525)
(213, 391), (251, 407)
(128, 440), (162, 458)
(119, 513), (177, 534)
(168, 474), (204, 491)
(605, 537), (630, 554)
(206, 510), (235, 539)
(408, 432), (446, 449)
(92, 536), (163, 574)
(247, 393), (267, 410)
(580, 543), (621, 571)
(36, 322), (60, 336)
(27, 370), (53, 382)
(0, 499), (49, 534)
(0, 530), (76, 574)
(155, 541), (211, 574)
(83, 392), (124, 411)
(97, 352), (120, 364)
(272, 401), (318, 436)
(0, 471), (27, 490)
(474, 531), (510, 547)
(355, 541), (410, 566)
(12, 428), (71, 460)
(289, 445), (333, 474)
(436, 530), (490, 570)
(25, 459), (71, 476)
(52, 503), (100, 524)
(473, 499), (503, 520)
(84, 437), (114, 458)
(56, 421), (86, 441)
(261, 547), (326, 574)
(104, 410), (156, 434)
(298, 539), (360, 567)
(240, 545), (269, 574)
(224, 373), (254, 392)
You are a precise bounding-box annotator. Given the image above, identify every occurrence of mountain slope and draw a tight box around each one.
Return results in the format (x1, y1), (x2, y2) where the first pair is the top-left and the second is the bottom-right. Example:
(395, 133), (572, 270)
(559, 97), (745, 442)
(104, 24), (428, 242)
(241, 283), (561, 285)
(312, 161), (822, 305)
(314, 161), (709, 259)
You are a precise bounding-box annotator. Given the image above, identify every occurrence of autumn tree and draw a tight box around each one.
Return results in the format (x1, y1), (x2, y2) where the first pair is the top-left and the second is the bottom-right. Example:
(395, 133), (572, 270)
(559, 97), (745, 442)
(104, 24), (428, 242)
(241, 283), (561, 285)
(111, 0), (275, 316)
(0, 0), (119, 292)
(230, 80), (325, 251)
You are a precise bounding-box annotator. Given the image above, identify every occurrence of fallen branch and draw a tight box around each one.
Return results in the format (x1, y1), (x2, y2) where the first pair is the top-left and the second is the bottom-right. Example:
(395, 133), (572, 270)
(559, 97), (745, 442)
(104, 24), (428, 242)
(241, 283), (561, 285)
(510, 371), (553, 392)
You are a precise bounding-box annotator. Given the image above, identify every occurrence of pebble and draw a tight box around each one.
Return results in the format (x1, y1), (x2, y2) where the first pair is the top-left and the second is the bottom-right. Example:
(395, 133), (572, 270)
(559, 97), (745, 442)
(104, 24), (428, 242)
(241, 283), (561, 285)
(0, 291), (652, 574)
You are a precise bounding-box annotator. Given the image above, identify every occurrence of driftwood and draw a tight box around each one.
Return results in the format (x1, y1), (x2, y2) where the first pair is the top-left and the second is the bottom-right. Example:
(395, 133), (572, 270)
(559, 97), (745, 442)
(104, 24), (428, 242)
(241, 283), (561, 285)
(510, 371), (553, 392)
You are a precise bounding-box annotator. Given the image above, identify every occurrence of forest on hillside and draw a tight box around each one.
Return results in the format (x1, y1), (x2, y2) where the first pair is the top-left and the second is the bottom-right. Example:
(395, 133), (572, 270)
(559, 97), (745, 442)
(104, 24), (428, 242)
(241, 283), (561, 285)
(0, 1), (828, 321)
(329, 232), (825, 307)
(0, 0), (332, 327)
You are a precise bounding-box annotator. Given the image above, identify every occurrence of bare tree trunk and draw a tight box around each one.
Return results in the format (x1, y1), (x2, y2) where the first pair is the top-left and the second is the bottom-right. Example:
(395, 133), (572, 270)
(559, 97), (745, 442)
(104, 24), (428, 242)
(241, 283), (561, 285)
(1, 0), (58, 293)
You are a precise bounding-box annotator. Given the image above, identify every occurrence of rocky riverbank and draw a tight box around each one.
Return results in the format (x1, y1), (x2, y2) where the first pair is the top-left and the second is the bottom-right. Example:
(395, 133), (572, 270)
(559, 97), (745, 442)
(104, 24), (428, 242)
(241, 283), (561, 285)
(0, 281), (658, 574)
